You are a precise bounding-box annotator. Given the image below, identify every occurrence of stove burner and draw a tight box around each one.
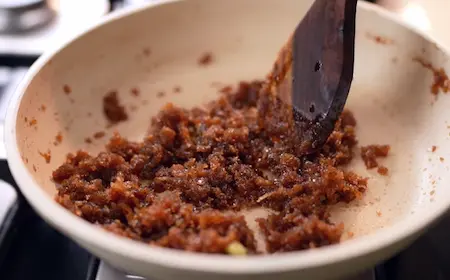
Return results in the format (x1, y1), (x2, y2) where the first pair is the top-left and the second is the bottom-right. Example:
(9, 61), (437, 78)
(0, 0), (54, 34)
(0, 0), (109, 56)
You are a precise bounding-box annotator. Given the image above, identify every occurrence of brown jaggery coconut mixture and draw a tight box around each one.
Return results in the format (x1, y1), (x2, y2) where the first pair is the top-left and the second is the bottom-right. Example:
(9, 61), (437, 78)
(361, 145), (390, 176)
(103, 91), (128, 124)
(53, 81), (370, 255)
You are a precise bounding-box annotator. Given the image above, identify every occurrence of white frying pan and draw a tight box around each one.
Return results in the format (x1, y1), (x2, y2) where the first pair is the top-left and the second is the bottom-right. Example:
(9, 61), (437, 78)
(5, 0), (450, 279)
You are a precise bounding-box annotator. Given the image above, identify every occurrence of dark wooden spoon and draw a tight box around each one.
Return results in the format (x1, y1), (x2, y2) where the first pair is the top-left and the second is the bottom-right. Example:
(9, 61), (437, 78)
(265, 0), (357, 154)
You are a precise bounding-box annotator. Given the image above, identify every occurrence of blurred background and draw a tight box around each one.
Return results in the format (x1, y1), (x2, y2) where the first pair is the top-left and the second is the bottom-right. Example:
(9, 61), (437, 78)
(1, 1), (450, 280)
(1, 0), (449, 57)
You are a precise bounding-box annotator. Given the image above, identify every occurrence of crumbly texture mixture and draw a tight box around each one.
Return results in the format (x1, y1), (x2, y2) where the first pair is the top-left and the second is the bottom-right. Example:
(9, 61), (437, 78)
(377, 166), (389, 176)
(39, 150), (52, 164)
(198, 52), (213, 66)
(413, 57), (450, 95)
(361, 145), (390, 173)
(63, 84), (72, 94)
(103, 91), (128, 124)
(53, 81), (368, 254)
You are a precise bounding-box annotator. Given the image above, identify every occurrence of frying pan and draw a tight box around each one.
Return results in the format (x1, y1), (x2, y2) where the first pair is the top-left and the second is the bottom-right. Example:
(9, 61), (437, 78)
(5, 0), (450, 279)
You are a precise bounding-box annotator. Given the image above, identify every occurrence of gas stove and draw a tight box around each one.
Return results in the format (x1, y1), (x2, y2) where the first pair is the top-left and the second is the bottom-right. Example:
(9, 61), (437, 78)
(0, 1), (449, 279)
(0, 0), (109, 56)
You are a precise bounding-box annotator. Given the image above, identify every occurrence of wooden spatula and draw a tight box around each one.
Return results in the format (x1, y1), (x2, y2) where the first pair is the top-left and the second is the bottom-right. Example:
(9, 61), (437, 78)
(265, 0), (358, 154)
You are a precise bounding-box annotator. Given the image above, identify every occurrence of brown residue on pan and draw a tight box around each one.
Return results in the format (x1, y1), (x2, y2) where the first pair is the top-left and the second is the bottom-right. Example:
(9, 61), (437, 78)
(39, 105), (47, 112)
(130, 105), (138, 112)
(103, 91), (128, 124)
(39, 150), (51, 163)
(361, 145), (390, 169)
(85, 137), (93, 144)
(33, 165), (37, 172)
(131, 87), (140, 97)
(391, 57), (398, 64)
(25, 158), (29, 164)
(143, 47), (151, 56)
(374, 36), (392, 45)
(440, 157), (445, 162)
(376, 210), (382, 217)
(157, 91), (165, 98)
(63, 84), (72, 94)
(54, 132), (63, 146)
(173, 86), (182, 94)
(29, 118), (37, 126)
(431, 145), (437, 152)
(413, 57), (450, 95)
(198, 52), (213, 66)
(93, 131), (106, 139)
(366, 32), (394, 45)
(377, 166), (388, 176)
(220, 85), (233, 94)
(142, 100), (149, 105)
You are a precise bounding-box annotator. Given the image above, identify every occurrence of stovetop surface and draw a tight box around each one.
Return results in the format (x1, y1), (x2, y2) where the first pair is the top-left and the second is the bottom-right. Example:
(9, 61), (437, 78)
(1, 0), (450, 279)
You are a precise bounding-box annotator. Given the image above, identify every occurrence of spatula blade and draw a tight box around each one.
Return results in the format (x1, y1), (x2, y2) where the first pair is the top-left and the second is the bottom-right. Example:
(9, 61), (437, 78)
(265, 0), (357, 154)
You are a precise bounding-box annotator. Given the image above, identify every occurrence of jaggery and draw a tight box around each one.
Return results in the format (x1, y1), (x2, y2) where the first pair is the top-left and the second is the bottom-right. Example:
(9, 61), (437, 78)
(53, 81), (368, 254)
